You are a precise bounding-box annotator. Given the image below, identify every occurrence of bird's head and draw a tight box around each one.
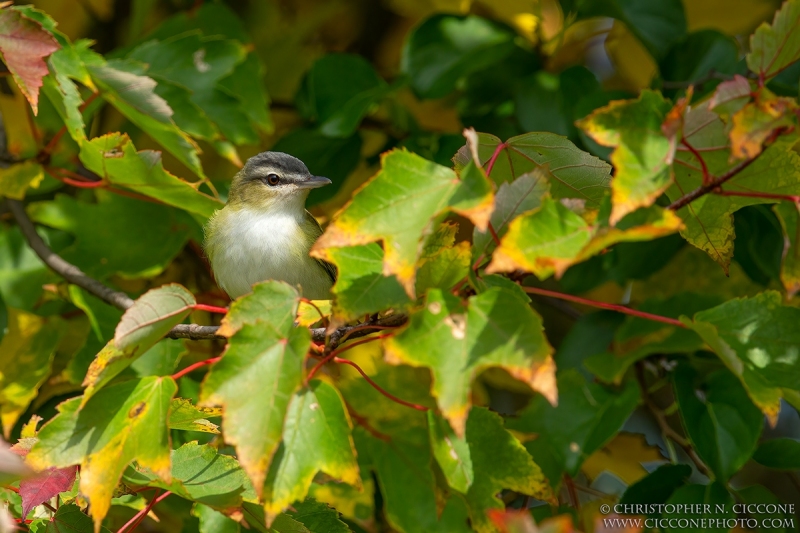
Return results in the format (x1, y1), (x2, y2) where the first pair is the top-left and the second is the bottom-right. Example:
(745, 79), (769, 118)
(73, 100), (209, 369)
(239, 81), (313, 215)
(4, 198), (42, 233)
(227, 151), (331, 211)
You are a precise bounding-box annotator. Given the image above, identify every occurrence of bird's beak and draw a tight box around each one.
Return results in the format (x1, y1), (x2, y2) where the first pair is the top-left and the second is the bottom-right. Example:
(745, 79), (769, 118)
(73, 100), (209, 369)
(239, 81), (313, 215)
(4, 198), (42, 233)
(296, 175), (332, 189)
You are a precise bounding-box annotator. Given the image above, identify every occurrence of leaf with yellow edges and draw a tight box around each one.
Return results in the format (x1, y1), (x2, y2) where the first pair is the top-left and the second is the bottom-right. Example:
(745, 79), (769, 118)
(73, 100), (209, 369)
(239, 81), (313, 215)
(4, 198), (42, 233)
(312, 149), (493, 297)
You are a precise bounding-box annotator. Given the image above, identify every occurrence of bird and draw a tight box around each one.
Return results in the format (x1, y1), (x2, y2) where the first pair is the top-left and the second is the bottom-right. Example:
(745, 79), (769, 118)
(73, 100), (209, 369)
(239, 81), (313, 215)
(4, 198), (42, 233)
(203, 151), (337, 300)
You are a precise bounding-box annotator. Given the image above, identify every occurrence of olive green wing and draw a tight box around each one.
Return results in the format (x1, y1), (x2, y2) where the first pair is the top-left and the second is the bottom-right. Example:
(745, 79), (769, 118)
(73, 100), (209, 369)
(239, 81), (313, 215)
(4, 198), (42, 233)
(304, 210), (338, 284)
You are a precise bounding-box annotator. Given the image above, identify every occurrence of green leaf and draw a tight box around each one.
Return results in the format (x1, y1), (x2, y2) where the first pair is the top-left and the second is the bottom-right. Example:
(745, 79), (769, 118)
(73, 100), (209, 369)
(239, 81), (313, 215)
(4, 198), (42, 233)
(42, 41), (96, 144)
(168, 398), (221, 434)
(686, 290), (800, 423)
(194, 504), (241, 533)
(44, 504), (112, 533)
(200, 282), (306, 494)
(773, 202), (800, 297)
(0, 8), (59, 113)
(666, 106), (800, 270)
(661, 30), (739, 94)
(746, 0), (800, 80)
(416, 220), (469, 293)
(674, 366), (763, 481)
(0, 225), (66, 311)
(127, 32), (255, 145)
(124, 441), (256, 513)
(80, 285), (194, 403)
(287, 499), (353, 533)
(427, 412), (473, 494)
(313, 149), (492, 296)
(357, 426), (471, 533)
(115, 284), (194, 351)
(86, 59), (205, 178)
(218, 52), (272, 133)
(733, 205), (784, 285)
(472, 169), (549, 262)
(505, 369), (640, 485)
(296, 54), (390, 137)
(0, 161), (45, 200)
(0, 309), (63, 436)
(216, 281), (299, 337)
(385, 286), (554, 435)
(486, 196), (592, 278)
(263, 381), (360, 521)
(462, 407), (553, 532)
(453, 131), (611, 204)
(27, 376), (176, 526)
(736, 484), (794, 533)
(28, 191), (197, 279)
(574, 0), (687, 60)
(577, 90), (674, 224)
(619, 464), (692, 511)
(79, 133), (223, 220)
(323, 244), (411, 323)
(752, 438), (800, 470)
(401, 14), (516, 99)
(730, 92), (796, 160)
(663, 482), (734, 533)
(584, 293), (717, 384)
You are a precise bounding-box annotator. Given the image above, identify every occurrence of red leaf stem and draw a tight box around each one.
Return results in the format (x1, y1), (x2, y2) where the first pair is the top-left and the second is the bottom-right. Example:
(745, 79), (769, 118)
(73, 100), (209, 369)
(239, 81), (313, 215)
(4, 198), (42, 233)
(680, 138), (711, 185)
(334, 357), (429, 411)
(192, 304), (229, 314)
(306, 333), (392, 383)
(715, 189), (800, 203)
(118, 490), (171, 533)
(484, 142), (506, 177)
(521, 286), (686, 328)
(171, 357), (222, 381)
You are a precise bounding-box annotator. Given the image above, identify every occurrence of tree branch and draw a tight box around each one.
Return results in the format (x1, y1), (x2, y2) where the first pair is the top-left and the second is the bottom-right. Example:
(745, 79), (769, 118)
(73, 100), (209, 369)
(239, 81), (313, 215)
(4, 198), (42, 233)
(5, 199), (135, 310)
(5, 198), (407, 343)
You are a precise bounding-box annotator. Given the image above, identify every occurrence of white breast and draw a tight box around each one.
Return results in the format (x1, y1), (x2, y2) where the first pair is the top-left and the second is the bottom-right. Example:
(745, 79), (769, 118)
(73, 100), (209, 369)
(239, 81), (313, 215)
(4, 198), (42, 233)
(206, 207), (332, 300)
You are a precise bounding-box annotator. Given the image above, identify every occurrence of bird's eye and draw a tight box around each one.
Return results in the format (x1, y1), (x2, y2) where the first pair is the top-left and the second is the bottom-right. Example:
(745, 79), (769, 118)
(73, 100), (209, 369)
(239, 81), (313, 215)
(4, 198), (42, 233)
(265, 173), (280, 186)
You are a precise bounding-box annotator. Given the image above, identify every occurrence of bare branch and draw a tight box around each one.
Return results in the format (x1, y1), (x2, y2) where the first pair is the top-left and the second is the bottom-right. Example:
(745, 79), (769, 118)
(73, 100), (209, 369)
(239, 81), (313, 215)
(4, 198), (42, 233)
(5, 199), (135, 310)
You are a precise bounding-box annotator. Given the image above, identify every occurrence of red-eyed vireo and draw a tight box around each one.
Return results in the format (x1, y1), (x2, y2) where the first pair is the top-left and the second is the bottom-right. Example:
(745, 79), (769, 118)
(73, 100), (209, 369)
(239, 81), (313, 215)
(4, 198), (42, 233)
(204, 151), (337, 300)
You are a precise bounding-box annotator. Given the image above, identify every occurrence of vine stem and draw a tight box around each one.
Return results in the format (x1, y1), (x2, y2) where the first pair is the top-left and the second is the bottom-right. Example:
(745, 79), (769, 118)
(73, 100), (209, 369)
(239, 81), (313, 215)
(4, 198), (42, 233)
(192, 303), (229, 314)
(334, 357), (429, 411)
(307, 333), (392, 382)
(667, 126), (789, 211)
(680, 138), (711, 184)
(521, 286), (685, 327)
(171, 357), (222, 380)
(118, 490), (171, 533)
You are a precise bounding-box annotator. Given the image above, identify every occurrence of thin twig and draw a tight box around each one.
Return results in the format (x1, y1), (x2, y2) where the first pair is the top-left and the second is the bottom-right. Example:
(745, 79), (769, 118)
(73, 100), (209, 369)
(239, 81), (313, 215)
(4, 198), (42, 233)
(334, 357), (429, 411)
(667, 127), (789, 211)
(521, 286), (685, 327)
(635, 363), (711, 478)
(171, 356), (222, 380)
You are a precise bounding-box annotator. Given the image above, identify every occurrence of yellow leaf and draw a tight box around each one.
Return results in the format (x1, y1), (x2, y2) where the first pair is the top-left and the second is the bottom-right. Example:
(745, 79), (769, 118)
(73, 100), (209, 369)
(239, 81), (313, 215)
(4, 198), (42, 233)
(582, 433), (663, 485)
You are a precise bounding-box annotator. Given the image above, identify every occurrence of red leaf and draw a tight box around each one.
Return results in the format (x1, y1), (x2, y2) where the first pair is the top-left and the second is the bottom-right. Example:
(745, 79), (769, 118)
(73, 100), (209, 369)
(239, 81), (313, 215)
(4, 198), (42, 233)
(0, 7), (59, 114)
(19, 465), (77, 518)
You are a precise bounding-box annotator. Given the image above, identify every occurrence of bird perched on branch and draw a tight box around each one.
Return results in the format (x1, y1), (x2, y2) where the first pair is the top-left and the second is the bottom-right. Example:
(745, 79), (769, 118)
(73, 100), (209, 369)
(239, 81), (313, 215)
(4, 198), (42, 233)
(204, 151), (336, 300)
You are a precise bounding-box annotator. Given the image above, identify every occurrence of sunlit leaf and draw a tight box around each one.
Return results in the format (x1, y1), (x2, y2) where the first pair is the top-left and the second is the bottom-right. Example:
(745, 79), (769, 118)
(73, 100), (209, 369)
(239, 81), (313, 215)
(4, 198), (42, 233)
(263, 381), (360, 522)
(200, 283), (306, 494)
(385, 286), (555, 435)
(312, 149), (492, 296)
(685, 290), (800, 423)
(453, 131), (611, 205)
(19, 464), (76, 518)
(27, 377), (176, 526)
(287, 498), (353, 533)
(0, 309), (63, 436)
(124, 441), (256, 513)
(79, 133), (223, 220)
(168, 398), (221, 434)
(0, 161), (44, 200)
(729, 90), (796, 159)
(577, 91), (674, 224)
